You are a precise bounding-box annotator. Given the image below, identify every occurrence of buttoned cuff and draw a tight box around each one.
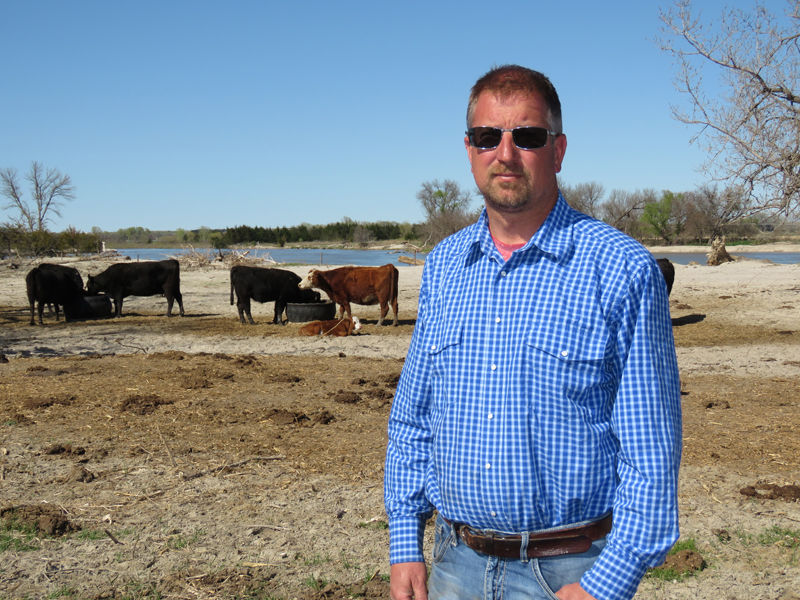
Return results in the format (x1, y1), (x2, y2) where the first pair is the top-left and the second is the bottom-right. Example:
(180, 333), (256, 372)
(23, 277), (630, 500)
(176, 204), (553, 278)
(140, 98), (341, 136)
(580, 541), (649, 600)
(388, 515), (427, 564)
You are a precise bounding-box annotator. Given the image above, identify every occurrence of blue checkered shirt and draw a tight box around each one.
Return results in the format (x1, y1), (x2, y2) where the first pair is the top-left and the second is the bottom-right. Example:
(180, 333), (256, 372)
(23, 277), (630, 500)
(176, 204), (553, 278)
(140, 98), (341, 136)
(385, 196), (681, 600)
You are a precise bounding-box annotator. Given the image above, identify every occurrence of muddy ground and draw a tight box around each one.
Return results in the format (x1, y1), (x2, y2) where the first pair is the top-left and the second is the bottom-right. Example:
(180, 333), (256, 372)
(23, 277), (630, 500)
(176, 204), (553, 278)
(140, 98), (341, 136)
(1, 258), (799, 599)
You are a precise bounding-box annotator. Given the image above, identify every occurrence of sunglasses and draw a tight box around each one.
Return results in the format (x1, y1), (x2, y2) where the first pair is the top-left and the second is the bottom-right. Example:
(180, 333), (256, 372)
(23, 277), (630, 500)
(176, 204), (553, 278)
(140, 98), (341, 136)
(466, 126), (558, 150)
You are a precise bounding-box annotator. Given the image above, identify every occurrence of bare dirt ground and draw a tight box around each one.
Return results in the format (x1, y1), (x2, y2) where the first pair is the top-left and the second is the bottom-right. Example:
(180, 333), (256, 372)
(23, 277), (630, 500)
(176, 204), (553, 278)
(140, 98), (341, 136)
(1, 254), (799, 599)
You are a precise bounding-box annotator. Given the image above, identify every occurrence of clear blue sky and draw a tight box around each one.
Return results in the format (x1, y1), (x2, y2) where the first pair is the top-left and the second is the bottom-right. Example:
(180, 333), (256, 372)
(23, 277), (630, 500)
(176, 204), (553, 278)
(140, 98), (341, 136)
(0, 0), (758, 232)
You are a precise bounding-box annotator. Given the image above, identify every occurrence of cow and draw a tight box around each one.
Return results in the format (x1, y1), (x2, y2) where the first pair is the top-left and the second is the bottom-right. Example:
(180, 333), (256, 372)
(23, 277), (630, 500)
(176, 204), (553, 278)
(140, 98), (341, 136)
(299, 264), (399, 326)
(229, 265), (321, 325)
(656, 258), (675, 296)
(86, 259), (184, 317)
(25, 263), (85, 325)
(298, 316), (361, 337)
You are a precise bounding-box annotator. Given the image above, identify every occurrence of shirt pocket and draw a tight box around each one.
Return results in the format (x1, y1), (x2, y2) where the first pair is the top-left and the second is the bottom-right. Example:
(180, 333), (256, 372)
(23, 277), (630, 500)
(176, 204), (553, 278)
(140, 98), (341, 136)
(524, 316), (612, 421)
(525, 318), (609, 364)
(423, 319), (464, 416)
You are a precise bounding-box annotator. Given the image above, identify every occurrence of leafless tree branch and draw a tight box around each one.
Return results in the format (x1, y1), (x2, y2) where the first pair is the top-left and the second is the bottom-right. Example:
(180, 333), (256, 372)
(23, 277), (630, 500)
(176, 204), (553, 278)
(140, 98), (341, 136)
(0, 161), (74, 232)
(659, 0), (799, 216)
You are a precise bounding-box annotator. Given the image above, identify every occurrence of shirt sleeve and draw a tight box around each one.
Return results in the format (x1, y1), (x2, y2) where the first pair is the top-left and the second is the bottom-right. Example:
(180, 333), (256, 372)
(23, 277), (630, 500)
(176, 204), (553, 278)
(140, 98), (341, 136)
(384, 269), (436, 564)
(581, 259), (682, 600)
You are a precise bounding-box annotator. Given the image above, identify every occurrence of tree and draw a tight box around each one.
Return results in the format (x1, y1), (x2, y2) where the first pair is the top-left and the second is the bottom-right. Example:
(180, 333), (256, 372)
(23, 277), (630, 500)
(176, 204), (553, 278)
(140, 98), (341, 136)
(680, 184), (749, 244)
(659, 1), (800, 221)
(0, 161), (75, 231)
(416, 179), (474, 244)
(559, 179), (605, 219)
(641, 191), (686, 244)
(600, 189), (657, 238)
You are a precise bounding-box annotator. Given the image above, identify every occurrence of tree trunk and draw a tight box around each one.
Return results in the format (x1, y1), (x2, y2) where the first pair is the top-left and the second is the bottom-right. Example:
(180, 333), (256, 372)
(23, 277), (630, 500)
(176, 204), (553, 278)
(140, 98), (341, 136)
(707, 235), (734, 266)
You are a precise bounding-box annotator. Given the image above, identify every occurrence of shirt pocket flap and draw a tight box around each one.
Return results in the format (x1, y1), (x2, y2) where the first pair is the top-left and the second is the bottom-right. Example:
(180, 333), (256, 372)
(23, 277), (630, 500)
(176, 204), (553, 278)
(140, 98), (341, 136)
(525, 318), (608, 363)
(425, 322), (464, 356)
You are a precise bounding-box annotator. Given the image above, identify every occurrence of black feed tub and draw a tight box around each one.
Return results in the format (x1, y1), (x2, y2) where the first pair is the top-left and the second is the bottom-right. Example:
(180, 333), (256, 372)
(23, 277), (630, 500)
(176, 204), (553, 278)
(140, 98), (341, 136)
(286, 301), (336, 323)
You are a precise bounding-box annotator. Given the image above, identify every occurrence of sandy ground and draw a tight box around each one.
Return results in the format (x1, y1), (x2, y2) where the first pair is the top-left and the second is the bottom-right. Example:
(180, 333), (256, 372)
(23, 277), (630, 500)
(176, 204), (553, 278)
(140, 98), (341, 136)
(1, 252), (799, 599)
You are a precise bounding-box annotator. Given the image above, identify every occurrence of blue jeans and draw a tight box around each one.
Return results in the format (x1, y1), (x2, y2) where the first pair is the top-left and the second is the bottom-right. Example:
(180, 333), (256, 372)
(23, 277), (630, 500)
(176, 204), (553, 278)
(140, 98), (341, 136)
(428, 514), (606, 600)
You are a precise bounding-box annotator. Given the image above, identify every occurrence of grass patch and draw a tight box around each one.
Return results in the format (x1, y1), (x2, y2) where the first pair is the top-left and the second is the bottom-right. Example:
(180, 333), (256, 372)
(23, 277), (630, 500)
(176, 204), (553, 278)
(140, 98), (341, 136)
(647, 538), (705, 582)
(76, 529), (107, 541)
(164, 529), (205, 550)
(757, 526), (800, 548)
(0, 519), (40, 553)
(301, 552), (332, 566)
(670, 538), (698, 552)
(302, 576), (329, 591)
(357, 519), (388, 530)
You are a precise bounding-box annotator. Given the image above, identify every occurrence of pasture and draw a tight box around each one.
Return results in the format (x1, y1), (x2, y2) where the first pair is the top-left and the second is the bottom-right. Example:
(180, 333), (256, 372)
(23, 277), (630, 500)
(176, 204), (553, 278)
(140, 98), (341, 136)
(0, 256), (799, 599)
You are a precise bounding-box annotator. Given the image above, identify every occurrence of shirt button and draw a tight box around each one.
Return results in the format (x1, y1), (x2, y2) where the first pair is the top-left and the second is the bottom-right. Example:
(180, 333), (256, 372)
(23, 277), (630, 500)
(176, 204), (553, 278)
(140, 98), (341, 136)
(431, 344), (437, 351)
(485, 463), (491, 469)
(490, 364), (497, 371)
(500, 271), (507, 277)
(495, 317), (501, 324)
(487, 413), (493, 420)
(560, 350), (569, 357)
(490, 511), (497, 517)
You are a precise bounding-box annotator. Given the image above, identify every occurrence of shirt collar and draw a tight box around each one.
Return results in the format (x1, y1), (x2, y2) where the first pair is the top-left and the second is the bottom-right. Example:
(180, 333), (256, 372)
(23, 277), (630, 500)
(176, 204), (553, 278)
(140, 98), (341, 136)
(470, 192), (576, 263)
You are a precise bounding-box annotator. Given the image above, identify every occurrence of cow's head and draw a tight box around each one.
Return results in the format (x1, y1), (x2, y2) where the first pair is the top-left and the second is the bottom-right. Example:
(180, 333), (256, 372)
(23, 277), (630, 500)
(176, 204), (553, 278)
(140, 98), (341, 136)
(86, 275), (98, 295)
(298, 269), (319, 290)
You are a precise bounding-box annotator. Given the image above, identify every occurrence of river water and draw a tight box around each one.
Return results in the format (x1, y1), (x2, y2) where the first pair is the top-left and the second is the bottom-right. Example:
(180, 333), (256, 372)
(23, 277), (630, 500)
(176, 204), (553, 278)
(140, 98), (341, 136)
(117, 247), (423, 267)
(115, 247), (800, 267)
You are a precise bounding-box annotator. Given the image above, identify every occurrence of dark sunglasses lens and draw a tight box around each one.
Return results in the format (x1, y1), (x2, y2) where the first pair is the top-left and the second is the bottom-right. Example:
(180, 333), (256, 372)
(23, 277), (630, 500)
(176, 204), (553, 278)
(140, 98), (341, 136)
(512, 127), (548, 149)
(470, 127), (502, 148)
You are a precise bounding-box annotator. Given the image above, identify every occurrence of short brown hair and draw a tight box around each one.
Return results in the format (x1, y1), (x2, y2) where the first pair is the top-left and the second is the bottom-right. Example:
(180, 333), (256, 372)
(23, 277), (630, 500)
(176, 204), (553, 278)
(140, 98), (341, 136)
(466, 65), (562, 133)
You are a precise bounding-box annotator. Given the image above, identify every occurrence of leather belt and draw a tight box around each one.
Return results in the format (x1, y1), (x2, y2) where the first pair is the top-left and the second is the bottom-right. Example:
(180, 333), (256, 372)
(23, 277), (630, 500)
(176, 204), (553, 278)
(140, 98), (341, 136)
(447, 514), (612, 559)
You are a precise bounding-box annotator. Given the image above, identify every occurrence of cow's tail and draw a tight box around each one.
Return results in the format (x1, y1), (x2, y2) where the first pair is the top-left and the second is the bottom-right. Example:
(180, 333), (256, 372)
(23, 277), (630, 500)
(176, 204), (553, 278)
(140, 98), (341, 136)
(229, 274), (234, 305)
(391, 264), (399, 310)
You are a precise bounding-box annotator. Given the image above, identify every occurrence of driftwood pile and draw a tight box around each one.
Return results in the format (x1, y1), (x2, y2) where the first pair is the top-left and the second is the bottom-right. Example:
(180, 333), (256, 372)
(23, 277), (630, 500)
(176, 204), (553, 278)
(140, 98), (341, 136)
(169, 247), (279, 270)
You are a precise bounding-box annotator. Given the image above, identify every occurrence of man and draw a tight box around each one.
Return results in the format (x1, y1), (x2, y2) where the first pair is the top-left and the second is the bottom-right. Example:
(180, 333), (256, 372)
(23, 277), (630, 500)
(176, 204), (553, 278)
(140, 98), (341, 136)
(384, 65), (681, 600)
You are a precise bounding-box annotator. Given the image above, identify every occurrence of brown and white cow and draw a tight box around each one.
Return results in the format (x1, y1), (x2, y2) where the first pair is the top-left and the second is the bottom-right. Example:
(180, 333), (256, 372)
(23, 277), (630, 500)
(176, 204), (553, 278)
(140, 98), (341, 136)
(299, 264), (399, 326)
(298, 316), (361, 337)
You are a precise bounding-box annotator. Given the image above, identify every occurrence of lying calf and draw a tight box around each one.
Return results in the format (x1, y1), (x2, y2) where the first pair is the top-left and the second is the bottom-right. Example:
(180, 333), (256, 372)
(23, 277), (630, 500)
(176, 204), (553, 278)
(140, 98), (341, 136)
(298, 316), (361, 337)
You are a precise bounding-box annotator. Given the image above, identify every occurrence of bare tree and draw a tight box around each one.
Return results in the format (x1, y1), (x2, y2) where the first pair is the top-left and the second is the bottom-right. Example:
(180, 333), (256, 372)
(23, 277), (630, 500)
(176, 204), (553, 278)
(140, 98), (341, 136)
(659, 1), (800, 222)
(1, 161), (75, 231)
(600, 189), (657, 238)
(416, 179), (475, 244)
(559, 179), (605, 219)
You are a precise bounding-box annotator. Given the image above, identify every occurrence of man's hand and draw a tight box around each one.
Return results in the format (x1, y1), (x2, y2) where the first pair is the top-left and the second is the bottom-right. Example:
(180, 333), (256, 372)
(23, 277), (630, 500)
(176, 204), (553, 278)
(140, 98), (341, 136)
(556, 582), (598, 599)
(390, 561), (428, 600)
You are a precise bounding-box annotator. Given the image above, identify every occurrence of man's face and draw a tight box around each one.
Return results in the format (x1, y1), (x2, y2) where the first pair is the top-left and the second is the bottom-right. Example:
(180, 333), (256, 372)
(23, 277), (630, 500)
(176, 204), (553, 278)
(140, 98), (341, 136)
(465, 91), (566, 216)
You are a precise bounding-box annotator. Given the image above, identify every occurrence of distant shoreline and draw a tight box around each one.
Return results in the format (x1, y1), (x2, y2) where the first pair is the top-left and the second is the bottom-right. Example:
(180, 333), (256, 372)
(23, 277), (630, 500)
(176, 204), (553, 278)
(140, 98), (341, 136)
(645, 242), (800, 253)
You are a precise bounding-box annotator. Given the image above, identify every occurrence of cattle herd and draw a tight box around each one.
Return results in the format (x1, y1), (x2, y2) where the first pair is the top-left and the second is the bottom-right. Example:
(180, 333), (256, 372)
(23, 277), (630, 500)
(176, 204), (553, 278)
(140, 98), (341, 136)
(25, 260), (402, 336)
(24, 257), (675, 333)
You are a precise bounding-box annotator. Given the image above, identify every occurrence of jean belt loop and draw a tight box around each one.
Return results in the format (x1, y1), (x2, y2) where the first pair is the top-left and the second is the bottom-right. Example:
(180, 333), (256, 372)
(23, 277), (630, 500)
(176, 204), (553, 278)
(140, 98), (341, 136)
(519, 531), (530, 563)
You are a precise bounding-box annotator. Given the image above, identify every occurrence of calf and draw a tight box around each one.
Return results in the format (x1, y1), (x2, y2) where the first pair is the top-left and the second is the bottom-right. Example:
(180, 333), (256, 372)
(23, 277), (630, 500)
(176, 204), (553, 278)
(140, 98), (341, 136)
(86, 259), (184, 317)
(25, 263), (85, 325)
(299, 264), (399, 326)
(656, 258), (675, 296)
(230, 265), (320, 324)
(298, 316), (361, 337)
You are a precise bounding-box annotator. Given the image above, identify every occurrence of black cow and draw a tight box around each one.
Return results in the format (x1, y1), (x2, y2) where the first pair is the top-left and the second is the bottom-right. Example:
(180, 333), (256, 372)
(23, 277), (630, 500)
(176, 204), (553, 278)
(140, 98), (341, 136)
(25, 263), (85, 325)
(230, 265), (320, 325)
(86, 259), (184, 317)
(656, 258), (675, 296)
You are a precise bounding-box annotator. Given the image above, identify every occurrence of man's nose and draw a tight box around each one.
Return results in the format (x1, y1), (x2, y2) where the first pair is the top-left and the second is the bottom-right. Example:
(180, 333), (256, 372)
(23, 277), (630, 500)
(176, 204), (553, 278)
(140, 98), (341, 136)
(495, 131), (518, 161)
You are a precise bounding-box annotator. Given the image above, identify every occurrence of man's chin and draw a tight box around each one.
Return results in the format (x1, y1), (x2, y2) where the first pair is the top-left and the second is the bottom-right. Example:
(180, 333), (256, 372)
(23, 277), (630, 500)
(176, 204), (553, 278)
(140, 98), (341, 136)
(482, 192), (530, 213)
